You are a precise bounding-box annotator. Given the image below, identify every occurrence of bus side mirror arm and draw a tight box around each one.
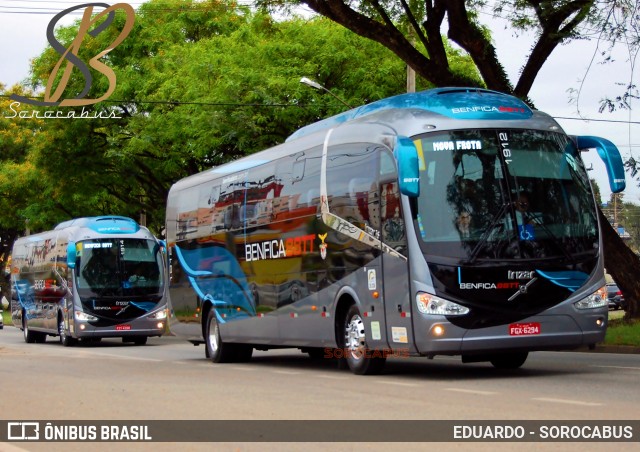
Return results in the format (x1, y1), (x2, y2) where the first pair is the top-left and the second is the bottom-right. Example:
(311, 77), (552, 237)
(574, 135), (626, 193)
(66, 242), (76, 269)
(395, 136), (420, 197)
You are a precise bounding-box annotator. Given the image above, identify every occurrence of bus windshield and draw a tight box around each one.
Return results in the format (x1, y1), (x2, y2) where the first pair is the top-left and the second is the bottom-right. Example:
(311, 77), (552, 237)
(76, 238), (164, 297)
(413, 129), (598, 262)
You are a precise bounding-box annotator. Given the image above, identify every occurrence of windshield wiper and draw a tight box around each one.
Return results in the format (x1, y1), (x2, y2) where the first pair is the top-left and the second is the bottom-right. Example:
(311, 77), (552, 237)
(467, 202), (512, 264)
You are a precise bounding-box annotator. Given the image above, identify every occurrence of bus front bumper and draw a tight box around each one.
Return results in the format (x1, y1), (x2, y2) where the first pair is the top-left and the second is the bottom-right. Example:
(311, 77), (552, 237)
(72, 319), (167, 338)
(413, 312), (607, 357)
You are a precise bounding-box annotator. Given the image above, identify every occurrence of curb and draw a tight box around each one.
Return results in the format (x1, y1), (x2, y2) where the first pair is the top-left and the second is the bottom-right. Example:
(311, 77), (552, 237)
(578, 344), (640, 354)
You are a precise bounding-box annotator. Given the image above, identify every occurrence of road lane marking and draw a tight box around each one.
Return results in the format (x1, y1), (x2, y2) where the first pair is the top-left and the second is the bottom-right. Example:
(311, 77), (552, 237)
(445, 388), (497, 395)
(272, 370), (302, 375)
(90, 353), (163, 362)
(532, 397), (603, 406)
(375, 380), (419, 387)
(316, 374), (349, 380)
(590, 365), (640, 370)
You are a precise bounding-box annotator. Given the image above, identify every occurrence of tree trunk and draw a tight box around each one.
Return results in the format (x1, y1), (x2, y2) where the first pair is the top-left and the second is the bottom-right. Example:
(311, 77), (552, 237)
(599, 208), (640, 320)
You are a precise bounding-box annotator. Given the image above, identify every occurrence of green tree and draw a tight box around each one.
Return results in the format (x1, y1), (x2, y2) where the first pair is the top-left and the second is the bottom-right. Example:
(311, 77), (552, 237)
(0, 84), (45, 299)
(7, 1), (478, 236)
(264, 0), (640, 319)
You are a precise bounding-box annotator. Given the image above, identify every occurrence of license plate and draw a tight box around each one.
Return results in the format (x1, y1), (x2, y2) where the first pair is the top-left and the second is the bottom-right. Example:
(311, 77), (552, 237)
(509, 322), (541, 336)
(116, 324), (131, 331)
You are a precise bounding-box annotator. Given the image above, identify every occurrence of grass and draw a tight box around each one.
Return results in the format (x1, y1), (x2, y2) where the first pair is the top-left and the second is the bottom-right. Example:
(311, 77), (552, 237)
(1, 309), (10, 327)
(605, 310), (640, 347)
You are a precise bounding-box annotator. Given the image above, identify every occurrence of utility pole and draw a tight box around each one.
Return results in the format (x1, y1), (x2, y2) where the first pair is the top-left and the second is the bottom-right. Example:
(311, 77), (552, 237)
(407, 64), (415, 93)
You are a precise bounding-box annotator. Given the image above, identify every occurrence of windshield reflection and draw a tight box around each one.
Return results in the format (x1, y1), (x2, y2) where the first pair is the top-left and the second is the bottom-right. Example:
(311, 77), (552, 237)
(413, 129), (598, 262)
(76, 239), (164, 297)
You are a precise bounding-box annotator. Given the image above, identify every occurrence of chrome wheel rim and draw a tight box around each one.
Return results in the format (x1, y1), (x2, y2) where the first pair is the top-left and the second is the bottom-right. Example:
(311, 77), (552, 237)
(59, 318), (66, 343)
(344, 314), (365, 361)
(208, 320), (219, 354)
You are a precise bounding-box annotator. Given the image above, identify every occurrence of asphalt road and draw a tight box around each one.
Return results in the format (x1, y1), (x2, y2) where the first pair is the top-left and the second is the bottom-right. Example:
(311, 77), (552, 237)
(0, 325), (639, 451)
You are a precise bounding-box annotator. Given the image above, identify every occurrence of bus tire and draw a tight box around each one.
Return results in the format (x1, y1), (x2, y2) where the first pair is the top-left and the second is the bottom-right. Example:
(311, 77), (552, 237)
(341, 304), (386, 375)
(490, 352), (528, 369)
(205, 309), (238, 363)
(133, 336), (148, 346)
(22, 314), (37, 344)
(58, 316), (76, 347)
(305, 347), (326, 360)
(235, 344), (254, 362)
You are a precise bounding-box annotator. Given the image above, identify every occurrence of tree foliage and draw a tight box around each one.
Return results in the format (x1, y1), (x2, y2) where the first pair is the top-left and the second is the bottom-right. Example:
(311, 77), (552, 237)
(1, 0), (477, 235)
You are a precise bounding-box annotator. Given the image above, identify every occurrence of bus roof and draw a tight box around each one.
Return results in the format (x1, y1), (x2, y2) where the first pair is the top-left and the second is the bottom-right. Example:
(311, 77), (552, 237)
(287, 87), (533, 141)
(170, 87), (557, 194)
(54, 216), (140, 234)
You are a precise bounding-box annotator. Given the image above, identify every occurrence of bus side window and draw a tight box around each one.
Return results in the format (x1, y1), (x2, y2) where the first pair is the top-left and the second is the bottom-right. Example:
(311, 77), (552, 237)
(326, 144), (379, 230)
(380, 150), (406, 251)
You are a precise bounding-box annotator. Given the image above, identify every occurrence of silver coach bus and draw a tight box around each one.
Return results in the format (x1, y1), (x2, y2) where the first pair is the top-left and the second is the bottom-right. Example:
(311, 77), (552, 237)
(11, 216), (167, 345)
(165, 88), (625, 374)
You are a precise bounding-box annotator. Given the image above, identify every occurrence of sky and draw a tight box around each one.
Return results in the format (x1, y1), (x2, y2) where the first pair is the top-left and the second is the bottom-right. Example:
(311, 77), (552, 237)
(1, 1), (638, 204)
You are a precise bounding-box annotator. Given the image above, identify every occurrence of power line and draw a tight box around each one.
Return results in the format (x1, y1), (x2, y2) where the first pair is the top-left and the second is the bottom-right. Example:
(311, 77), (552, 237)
(0, 0), (257, 14)
(554, 116), (640, 125)
(2, 94), (639, 125)
(0, 93), (316, 108)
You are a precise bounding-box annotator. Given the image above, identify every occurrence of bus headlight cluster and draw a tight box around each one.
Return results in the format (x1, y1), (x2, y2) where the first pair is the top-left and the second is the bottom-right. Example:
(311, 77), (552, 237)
(75, 310), (98, 321)
(574, 286), (607, 310)
(416, 292), (469, 316)
(149, 309), (167, 320)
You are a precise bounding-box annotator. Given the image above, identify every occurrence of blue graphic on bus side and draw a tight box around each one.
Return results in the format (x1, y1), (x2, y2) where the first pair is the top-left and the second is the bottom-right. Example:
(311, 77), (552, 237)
(173, 245), (255, 323)
(534, 270), (588, 292)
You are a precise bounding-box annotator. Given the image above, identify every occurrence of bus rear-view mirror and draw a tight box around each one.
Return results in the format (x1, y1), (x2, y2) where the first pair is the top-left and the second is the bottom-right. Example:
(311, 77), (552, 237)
(575, 135), (626, 194)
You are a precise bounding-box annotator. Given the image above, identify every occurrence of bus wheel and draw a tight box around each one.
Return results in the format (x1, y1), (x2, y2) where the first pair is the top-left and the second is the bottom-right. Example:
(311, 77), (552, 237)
(235, 344), (253, 363)
(490, 352), (528, 369)
(205, 309), (237, 363)
(341, 304), (386, 375)
(133, 336), (148, 346)
(305, 347), (326, 360)
(58, 316), (76, 347)
(22, 314), (37, 344)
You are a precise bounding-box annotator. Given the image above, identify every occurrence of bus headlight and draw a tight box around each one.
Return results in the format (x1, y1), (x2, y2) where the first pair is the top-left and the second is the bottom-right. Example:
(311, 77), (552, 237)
(416, 292), (469, 316)
(75, 310), (98, 321)
(149, 309), (167, 320)
(574, 286), (607, 310)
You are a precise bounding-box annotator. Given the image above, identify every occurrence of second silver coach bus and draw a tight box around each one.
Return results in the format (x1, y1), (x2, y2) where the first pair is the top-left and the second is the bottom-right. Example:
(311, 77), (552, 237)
(166, 87), (625, 374)
(11, 216), (167, 345)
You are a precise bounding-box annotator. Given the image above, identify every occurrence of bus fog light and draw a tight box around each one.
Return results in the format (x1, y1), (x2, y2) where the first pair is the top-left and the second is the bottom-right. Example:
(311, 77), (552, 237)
(416, 292), (469, 316)
(574, 286), (607, 310)
(432, 325), (445, 336)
